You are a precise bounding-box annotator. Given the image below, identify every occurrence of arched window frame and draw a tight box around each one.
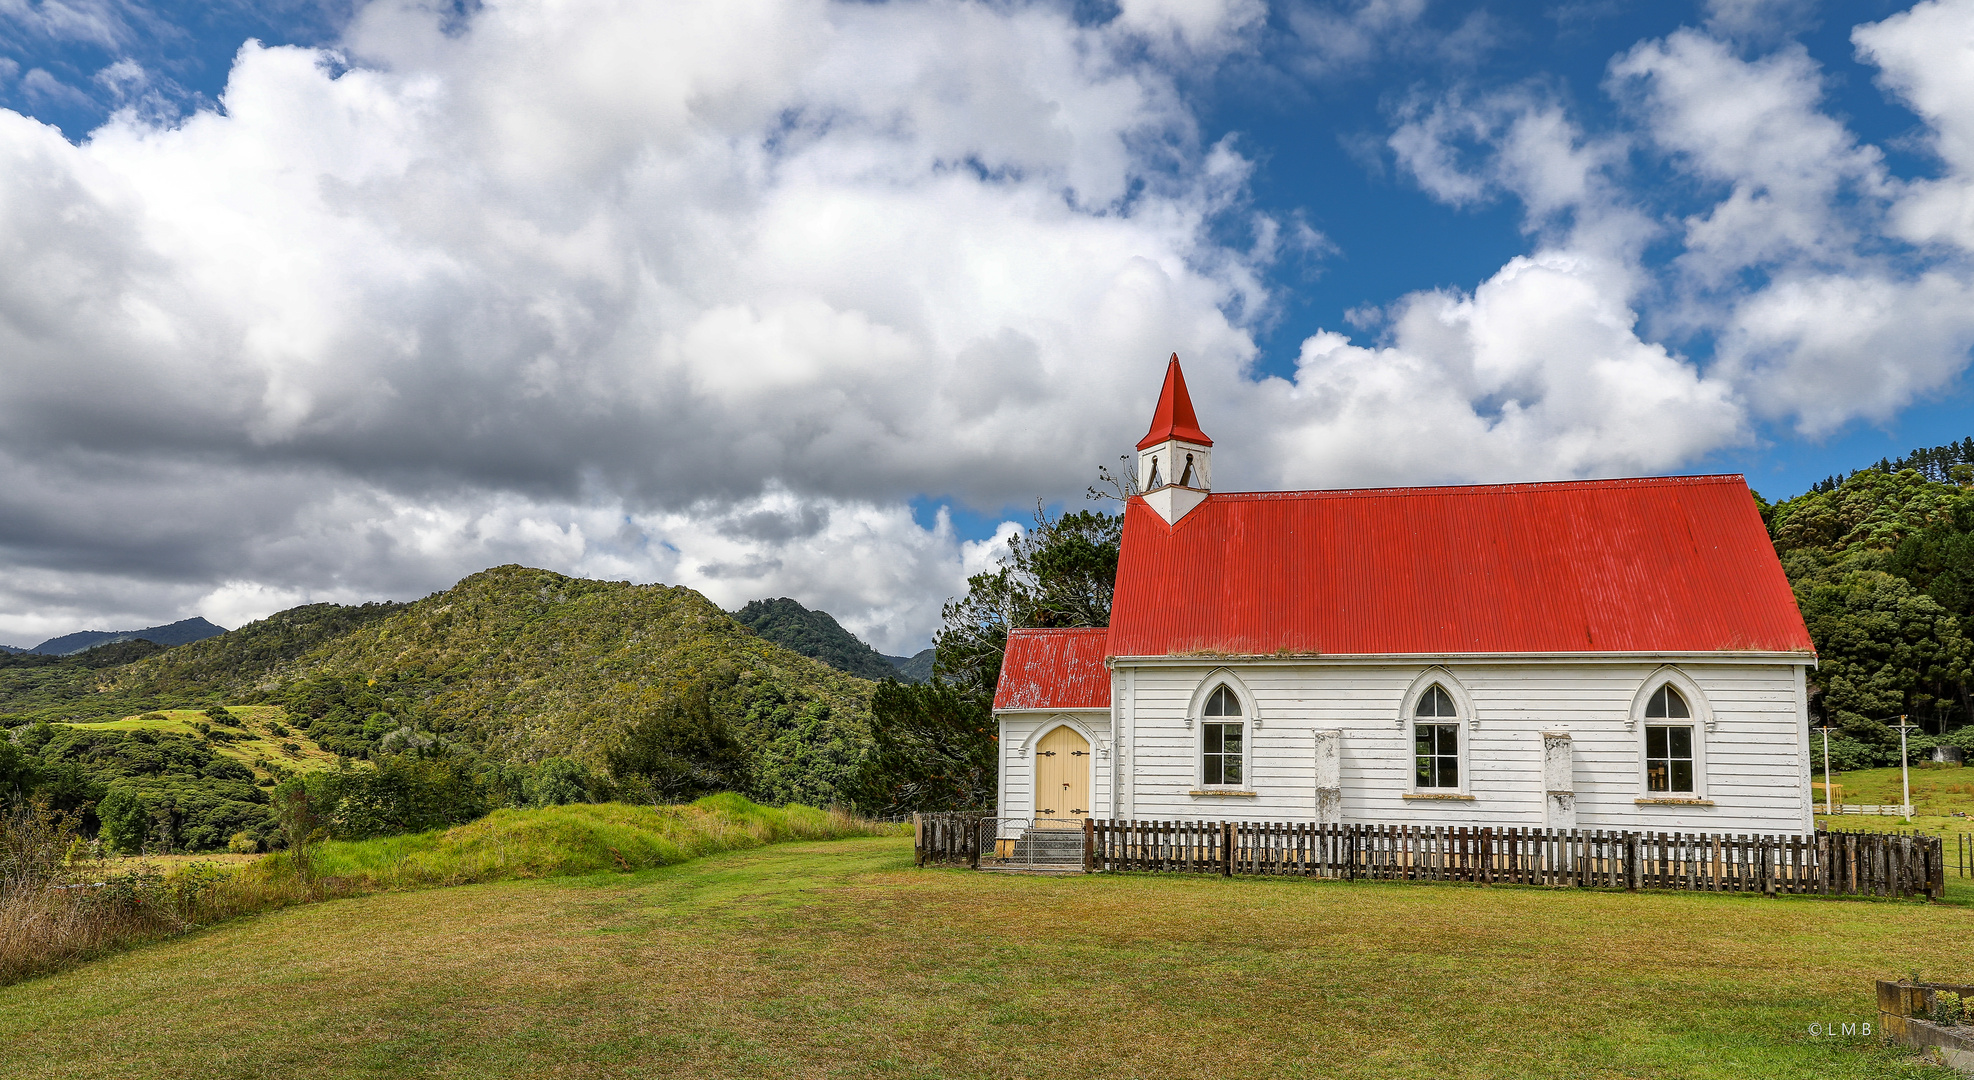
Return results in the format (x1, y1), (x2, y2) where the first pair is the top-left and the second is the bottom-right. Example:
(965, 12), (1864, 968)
(1399, 668), (1476, 796)
(1627, 667), (1715, 800)
(1187, 669), (1256, 792)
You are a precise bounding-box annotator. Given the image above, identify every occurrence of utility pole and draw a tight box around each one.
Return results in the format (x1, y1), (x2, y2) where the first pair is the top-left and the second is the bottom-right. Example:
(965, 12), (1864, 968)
(1816, 723), (1838, 815)
(1890, 715), (1918, 822)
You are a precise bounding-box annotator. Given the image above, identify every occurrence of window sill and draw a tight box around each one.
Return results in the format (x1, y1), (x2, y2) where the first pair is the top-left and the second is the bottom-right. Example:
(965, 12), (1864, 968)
(1635, 797), (1715, 806)
(1403, 793), (1476, 801)
(1188, 788), (1258, 798)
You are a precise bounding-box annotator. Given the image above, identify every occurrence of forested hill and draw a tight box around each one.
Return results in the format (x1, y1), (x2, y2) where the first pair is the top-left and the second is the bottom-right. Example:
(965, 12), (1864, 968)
(1763, 465), (1974, 766)
(30, 616), (228, 656)
(0, 567), (879, 809)
(885, 649), (935, 683)
(115, 567), (874, 805)
(731, 598), (901, 681)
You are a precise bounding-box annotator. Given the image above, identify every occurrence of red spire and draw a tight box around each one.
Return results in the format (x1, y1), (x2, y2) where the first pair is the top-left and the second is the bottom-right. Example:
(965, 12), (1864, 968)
(1136, 353), (1213, 450)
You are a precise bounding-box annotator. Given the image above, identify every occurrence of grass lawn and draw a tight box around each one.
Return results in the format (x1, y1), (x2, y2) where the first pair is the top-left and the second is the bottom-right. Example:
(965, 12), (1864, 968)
(1815, 763), (1974, 839)
(5, 836), (1972, 1079)
(60, 705), (338, 779)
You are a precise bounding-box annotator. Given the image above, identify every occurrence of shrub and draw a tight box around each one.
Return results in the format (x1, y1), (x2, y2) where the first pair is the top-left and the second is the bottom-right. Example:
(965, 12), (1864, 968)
(523, 757), (592, 807)
(1808, 731), (1896, 771)
(280, 751), (490, 844)
(0, 741), (36, 800)
(1935, 991), (1965, 1027)
(270, 777), (330, 877)
(267, 722), (289, 737)
(95, 788), (149, 855)
(227, 831), (260, 854)
(606, 690), (750, 802)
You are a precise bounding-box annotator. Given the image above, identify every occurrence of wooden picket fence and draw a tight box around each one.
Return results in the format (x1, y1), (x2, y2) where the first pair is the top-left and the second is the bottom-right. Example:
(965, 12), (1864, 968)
(915, 814), (1946, 899)
(914, 812), (989, 869)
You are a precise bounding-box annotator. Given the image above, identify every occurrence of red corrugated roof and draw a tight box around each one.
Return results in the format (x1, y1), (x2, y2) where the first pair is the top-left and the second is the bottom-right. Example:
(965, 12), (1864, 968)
(1107, 475), (1814, 657)
(1136, 354), (1213, 450)
(994, 628), (1112, 711)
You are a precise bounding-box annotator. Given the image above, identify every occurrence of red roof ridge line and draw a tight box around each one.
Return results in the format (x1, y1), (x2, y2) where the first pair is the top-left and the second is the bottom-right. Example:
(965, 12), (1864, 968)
(1198, 474), (1747, 502)
(1007, 627), (1110, 634)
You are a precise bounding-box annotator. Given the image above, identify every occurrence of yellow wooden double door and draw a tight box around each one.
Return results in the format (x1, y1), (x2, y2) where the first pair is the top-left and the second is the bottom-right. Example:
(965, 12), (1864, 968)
(1034, 726), (1091, 821)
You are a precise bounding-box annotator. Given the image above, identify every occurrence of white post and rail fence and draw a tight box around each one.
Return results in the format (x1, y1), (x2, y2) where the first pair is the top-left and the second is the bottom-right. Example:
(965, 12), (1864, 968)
(913, 813), (1953, 901)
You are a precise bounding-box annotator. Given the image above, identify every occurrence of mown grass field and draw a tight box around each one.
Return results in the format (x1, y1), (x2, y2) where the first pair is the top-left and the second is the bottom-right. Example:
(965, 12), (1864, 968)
(1816, 763), (1974, 838)
(5, 835), (1972, 1079)
(59, 705), (338, 779)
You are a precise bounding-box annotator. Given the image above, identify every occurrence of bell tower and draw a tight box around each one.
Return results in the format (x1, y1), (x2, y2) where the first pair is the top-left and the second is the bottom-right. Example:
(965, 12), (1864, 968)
(1136, 354), (1212, 525)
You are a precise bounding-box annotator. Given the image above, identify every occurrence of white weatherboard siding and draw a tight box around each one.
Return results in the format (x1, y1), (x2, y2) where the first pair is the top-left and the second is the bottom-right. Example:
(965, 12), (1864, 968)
(1072, 660), (1812, 835)
(997, 710), (1112, 821)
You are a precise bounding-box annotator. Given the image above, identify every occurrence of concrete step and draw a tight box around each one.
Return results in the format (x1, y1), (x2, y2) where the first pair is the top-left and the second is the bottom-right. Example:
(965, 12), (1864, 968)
(979, 864), (1084, 875)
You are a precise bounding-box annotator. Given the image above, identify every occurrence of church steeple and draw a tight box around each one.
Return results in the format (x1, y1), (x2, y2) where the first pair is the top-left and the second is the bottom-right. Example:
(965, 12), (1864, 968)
(1137, 354), (1213, 452)
(1135, 354), (1212, 525)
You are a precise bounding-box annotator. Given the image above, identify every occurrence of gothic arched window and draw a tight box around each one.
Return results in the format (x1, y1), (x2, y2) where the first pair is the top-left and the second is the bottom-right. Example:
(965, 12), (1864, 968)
(1645, 685), (1695, 793)
(1201, 684), (1243, 786)
(1413, 684), (1459, 789)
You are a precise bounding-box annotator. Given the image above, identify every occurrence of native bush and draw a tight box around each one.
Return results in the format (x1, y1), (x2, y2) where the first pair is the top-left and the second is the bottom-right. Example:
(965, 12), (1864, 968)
(523, 757), (593, 807)
(0, 741), (36, 800)
(606, 689), (750, 803)
(95, 789), (148, 855)
(856, 679), (996, 813)
(286, 750), (489, 842)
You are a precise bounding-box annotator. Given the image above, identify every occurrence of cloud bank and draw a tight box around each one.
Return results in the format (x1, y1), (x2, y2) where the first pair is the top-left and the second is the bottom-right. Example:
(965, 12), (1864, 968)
(2, 0), (1973, 650)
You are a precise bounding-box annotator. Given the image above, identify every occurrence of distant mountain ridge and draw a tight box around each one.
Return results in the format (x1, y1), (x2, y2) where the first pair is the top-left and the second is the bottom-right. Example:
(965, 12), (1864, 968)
(884, 649), (934, 683)
(29, 617), (227, 656)
(731, 598), (929, 683)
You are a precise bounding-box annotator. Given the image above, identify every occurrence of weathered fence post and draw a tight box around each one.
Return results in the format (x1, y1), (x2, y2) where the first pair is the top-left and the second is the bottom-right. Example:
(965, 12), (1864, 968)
(1083, 818), (1095, 873)
(1221, 822), (1233, 877)
(968, 813), (981, 870)
(913, 812), (924, 867)
(1625, 832), (1639, 891)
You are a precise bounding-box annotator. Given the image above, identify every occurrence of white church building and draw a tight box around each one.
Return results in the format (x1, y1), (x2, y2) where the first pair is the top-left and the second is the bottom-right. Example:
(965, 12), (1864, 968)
(992, 356), (1819, 836)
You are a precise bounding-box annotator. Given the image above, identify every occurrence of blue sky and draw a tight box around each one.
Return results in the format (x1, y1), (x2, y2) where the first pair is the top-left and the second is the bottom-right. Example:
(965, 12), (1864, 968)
(3, 0), (1973, 649)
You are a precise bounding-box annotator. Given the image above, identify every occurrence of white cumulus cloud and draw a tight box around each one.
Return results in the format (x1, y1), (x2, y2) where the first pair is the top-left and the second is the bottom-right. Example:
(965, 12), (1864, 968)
(8, 0), (1974, 651)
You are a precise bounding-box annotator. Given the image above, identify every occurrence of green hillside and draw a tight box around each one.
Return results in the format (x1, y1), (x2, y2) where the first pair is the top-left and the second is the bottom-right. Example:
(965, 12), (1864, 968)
(731, 597), (899, 681)
(105, 566), (877, 806)
(0, 603), (410, 728)
(0, 639), (175, 725)
(116, 600), (409, 698)
(884, 648), (935, 683)
(1763, 464), (1974, 765)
